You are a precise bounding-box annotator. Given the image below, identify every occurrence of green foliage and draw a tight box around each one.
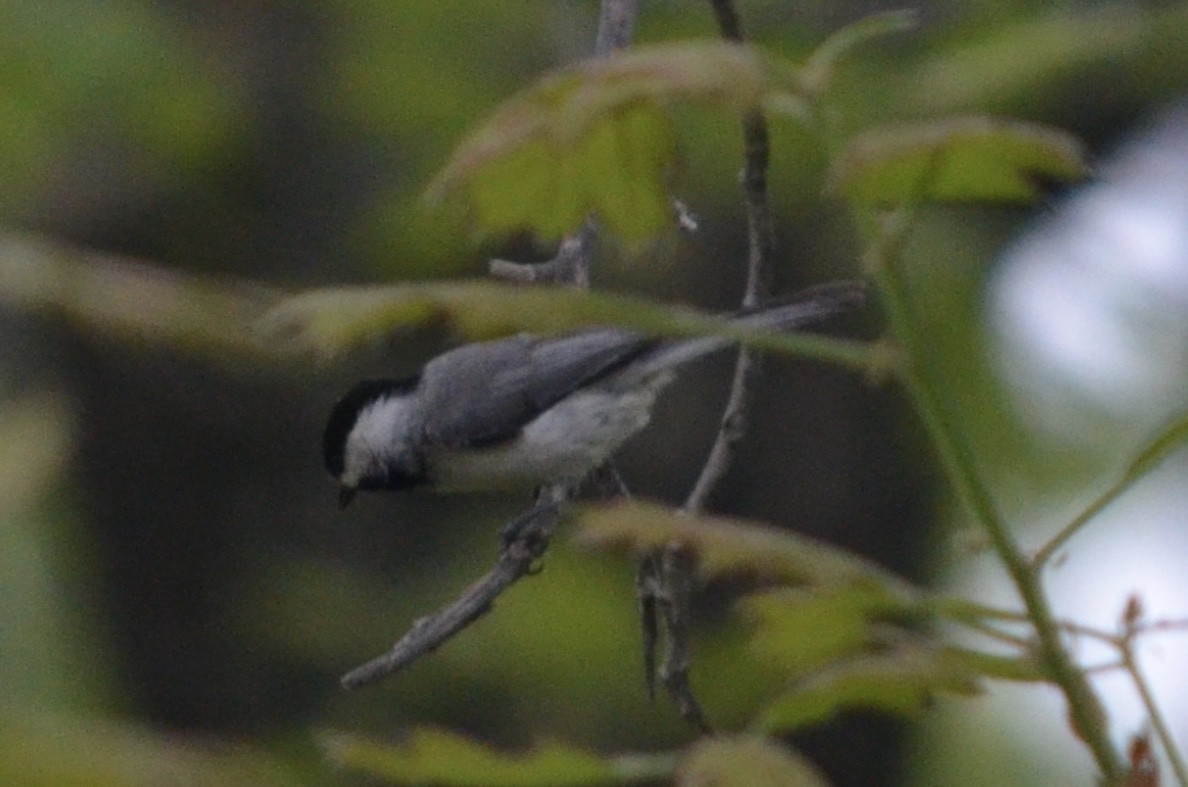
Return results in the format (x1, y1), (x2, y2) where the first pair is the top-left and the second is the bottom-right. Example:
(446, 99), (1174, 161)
(260, 279), (873, 368)
(827, 116), (1088, 204)
(580, 503), (989, 737)
(752, 647), (982, 735)
(323, 728), (674, 786)
(578, 501), (916, 598)
(3, 2), (1180, 785)
(743, 586), (913, 675)
(427, 41), (806, 243)
(676, 735), (829, 787)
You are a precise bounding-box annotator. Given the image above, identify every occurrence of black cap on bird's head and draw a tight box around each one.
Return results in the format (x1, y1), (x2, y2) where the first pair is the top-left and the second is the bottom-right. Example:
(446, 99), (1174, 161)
(322, 376), (424, 507)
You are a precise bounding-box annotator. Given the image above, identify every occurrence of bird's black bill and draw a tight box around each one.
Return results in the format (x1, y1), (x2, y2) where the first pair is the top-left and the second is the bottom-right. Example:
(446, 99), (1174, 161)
(338, 486), (357, 509)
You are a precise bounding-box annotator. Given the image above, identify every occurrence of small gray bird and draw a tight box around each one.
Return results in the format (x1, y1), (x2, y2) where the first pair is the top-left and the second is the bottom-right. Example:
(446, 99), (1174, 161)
(323, 281), (863, 507)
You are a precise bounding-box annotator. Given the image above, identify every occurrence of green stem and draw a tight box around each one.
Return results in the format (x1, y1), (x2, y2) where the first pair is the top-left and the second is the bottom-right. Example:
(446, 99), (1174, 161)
(865, 216), (1126, 782)
(1032, 474), (1130, 569)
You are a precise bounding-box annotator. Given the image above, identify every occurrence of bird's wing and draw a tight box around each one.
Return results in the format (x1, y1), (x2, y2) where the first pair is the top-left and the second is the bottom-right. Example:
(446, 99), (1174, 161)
(417, 329), (653, 448)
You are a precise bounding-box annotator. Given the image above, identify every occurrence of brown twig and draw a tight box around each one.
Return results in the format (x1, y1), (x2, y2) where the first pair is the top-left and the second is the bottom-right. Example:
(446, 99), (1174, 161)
(656, 543), (712, 732)
(686, 0), (774, 513)
(634, 0), (775, 732)
(489, 232), (593, 286)
(341, 491), (567, 689)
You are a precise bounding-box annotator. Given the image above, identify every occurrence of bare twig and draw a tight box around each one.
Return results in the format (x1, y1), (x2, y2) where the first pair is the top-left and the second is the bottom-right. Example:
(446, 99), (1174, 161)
(636, 554), (661, 700)
(656, 543), (712, 732)
(635, 0), (775, 731)
(686, 0), (775, 512)
(594, 0), (639, 57)
(489, 231), (593, 286)
(341, 490), (567, 689)
(1118, 597), (1188, 787)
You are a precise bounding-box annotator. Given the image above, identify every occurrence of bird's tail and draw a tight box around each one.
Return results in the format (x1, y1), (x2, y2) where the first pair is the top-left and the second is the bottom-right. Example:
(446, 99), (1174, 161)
(629, 280), (866, 378)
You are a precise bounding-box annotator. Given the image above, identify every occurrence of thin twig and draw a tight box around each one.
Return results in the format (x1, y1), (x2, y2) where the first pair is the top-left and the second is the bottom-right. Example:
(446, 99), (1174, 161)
(1118, 598), (1188, 787)
(1032, 474), (1131, 570)
(684, 0), (774, 516)
(489, 232), (592, 286)
(636, 554), (660, 700)
(637, 0), (775, 732)
(341, 492), (567, 688)
(594, 0), (639, 57)
(656, 543), (712, 732)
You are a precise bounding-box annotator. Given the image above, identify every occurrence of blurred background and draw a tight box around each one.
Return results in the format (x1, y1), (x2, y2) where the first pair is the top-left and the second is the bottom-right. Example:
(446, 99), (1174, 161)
(3, 1), (1188, 785)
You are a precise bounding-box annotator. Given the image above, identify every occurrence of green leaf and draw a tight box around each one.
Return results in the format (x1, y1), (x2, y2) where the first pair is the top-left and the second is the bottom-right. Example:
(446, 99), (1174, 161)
(827, 116), (1088, 204)
(742, 585), (914, 676)
(260, 280), (874, 369)
(677, 736), (828, 787)
(800, 10), (918, 96)
(944, 647), (1047, 683)
(322, 728), (674, 786)
(752, 646), (982, 734)
(577, 501), (919, 601)
(428, 41), (802, 242)
(464, 103), (676, 241)
(0, 235), (278, 358)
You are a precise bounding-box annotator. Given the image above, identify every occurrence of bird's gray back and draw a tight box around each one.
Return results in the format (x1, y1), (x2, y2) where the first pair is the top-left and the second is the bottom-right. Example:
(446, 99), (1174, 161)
(416, 330), (654, 448)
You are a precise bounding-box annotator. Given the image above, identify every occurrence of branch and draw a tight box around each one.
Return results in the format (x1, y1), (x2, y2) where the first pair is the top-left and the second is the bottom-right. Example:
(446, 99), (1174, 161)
(685, 0), (773, 514)
(341, 492), (566, 689)
(489, 227), (593, 287)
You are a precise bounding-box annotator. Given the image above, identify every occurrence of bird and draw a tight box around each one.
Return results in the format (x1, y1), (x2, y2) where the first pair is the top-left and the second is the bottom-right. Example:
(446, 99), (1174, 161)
(323, 280), (864, 508)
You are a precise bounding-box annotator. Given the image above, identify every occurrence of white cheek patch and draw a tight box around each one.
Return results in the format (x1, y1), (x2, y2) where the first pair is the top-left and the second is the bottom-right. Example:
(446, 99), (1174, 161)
(343, 395), (415, 485)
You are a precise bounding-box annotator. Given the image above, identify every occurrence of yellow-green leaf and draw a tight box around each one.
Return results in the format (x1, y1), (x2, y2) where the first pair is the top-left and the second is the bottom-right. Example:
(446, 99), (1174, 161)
(743, 585), (914, 676)
(322, 728), (674, 786)
(259, 280), (874, 370)
(752, 646), (982, 734)
(428, 41), (801, 242)
(827, 116), (1088, 204)
(577, 501), (919, 601)
(677, 735), (828, 787)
